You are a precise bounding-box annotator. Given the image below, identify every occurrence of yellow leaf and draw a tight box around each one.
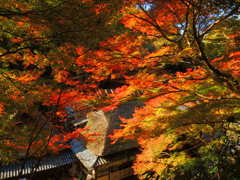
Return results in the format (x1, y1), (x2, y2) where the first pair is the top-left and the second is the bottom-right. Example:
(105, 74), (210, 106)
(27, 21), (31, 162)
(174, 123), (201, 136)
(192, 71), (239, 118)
(145, 46), (172, 58)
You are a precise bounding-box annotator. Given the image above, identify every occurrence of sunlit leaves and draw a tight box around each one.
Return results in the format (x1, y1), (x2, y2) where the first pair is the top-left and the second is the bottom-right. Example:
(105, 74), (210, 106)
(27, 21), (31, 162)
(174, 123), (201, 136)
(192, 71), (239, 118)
(15, 72), (39, 84)
(1, 1), (240, 178)
(211, 51), (240, 79)
(0, 0), (127, 161)
(120, 0), (186, 38)
(0, 103), (5, 115)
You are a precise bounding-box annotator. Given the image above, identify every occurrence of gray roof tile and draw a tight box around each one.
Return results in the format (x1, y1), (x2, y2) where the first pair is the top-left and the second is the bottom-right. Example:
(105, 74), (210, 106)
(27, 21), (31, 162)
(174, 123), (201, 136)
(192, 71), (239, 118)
(0, 150), (78, 180)
(69, 139), (97, 170)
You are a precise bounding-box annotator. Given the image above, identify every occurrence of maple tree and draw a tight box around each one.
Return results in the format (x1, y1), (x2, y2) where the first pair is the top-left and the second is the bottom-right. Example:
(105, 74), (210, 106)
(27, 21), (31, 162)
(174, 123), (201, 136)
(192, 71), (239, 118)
(105, 0), (240, 179)
(0, 0), (124, 162)
(1, 0), (240, 179)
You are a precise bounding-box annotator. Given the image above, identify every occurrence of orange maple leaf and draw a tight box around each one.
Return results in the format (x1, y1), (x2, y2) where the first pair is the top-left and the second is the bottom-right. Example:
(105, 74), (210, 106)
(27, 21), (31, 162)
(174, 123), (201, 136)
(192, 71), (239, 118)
(16, 73), (39, 84)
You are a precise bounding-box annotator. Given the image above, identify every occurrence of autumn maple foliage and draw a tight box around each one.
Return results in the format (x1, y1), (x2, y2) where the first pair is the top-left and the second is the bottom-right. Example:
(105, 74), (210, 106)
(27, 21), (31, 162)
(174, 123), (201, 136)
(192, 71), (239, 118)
(107, 0), (240, 179)
(1, 0), (240, 179)
(0, 0), (123, 161)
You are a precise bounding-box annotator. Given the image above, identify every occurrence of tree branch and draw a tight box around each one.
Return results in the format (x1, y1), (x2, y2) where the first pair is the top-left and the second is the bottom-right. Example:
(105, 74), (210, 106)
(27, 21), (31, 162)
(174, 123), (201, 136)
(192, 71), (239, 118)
(200, 5), (240, 38)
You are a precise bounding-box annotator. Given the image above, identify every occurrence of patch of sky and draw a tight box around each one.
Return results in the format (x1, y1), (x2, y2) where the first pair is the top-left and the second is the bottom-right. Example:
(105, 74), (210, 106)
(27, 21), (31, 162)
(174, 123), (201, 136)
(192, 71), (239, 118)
(176, 7), (239, 36)
(136, 2), (155, 11)
(232, 14), (240, 20)
(196, 7), (236, 35)
(177, 105), (188, 111)
(176, 22), (186, 35)
(136, 2), (240, 36)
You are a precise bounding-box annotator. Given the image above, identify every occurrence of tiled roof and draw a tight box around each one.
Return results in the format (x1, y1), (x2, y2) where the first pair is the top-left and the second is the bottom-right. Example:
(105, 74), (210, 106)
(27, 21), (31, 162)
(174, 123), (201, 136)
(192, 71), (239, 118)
(93, 148), (139, 168)
(70, 139), (97, 170)
(86, 100), (141, 156)
(0, 150), (78, 180)
(0, 95), (142, 179)
(69, 139), (137, 169)
(94, 157), (109, 167)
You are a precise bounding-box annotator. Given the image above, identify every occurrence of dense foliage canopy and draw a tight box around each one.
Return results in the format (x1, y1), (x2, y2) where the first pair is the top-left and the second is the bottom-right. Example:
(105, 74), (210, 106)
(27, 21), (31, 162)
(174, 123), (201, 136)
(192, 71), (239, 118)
(1, 0), (240, 179)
